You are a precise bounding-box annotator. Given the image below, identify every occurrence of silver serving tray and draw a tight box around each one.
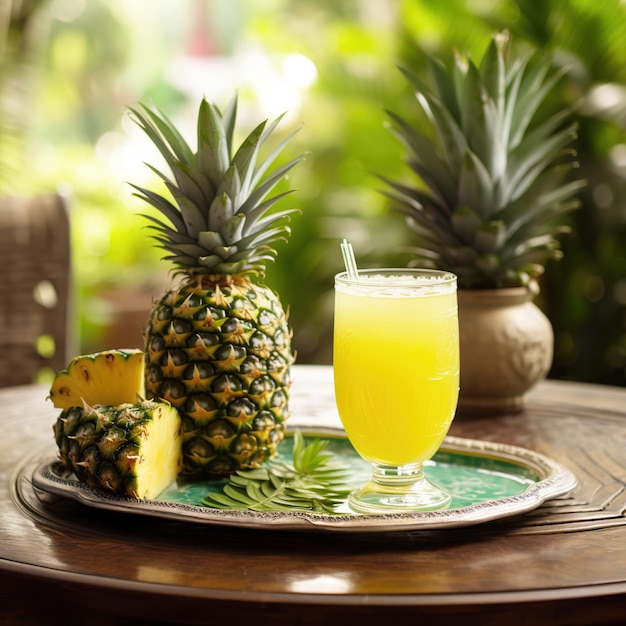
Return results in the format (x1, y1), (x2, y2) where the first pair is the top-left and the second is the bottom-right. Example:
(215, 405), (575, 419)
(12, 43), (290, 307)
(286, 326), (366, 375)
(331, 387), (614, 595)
(32, 430), (577, 533)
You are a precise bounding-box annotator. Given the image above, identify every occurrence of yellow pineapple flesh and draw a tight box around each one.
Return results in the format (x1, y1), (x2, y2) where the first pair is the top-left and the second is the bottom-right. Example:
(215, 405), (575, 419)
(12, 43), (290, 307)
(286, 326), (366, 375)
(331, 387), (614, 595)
(49, 348), (145, 410)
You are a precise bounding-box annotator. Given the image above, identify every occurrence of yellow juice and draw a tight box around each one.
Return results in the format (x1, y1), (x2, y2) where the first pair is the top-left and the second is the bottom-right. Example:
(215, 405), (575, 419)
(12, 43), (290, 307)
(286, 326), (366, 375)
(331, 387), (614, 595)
(334, 275), (459, 466)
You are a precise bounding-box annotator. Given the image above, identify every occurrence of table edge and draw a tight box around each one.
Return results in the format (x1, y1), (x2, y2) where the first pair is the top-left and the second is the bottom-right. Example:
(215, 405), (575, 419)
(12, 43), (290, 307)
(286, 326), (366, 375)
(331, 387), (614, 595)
(2, 557), (626, 608)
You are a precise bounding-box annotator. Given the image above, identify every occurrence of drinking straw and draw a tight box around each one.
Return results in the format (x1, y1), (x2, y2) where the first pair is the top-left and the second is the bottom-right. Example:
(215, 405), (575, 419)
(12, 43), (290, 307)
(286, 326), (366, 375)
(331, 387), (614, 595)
(340, 238), (359, 280)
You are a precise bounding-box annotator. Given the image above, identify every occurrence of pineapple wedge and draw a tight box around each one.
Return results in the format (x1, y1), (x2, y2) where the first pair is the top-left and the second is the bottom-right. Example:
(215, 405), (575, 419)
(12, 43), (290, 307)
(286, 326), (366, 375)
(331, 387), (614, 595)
(49, 349), (182, 499)
(53, 400), (182, 499)
(49, 348), (145, 410)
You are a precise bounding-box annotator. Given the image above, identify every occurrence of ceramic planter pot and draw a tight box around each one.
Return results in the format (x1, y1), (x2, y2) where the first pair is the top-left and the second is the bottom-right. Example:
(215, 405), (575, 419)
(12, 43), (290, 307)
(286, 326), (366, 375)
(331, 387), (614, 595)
(457, 288), (553, 415)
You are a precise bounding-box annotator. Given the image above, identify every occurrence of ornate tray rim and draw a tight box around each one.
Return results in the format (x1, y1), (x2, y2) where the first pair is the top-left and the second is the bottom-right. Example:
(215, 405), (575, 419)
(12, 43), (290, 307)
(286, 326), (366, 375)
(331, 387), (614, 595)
(31, 429), (577, 533)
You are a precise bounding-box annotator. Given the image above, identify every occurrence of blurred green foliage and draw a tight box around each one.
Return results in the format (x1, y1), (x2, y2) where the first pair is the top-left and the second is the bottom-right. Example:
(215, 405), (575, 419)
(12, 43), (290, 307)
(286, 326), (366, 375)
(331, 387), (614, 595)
(2, 0), (625, 385)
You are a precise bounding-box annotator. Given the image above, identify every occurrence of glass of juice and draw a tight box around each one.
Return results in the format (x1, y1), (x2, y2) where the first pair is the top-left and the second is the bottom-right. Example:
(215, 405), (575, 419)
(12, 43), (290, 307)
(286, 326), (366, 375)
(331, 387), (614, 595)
(333, 268), (459, 514)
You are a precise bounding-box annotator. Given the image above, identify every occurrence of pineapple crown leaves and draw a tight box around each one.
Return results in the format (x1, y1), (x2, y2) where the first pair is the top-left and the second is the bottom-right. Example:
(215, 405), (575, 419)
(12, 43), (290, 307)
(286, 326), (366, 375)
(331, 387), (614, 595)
(201, 431), (352, 513)
(129, 92), (305, 278)
(381, 31), (586, 289)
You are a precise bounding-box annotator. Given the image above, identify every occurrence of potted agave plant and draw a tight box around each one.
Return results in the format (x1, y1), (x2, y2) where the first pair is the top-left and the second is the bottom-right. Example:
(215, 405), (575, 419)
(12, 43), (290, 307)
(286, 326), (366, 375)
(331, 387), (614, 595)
(381, 32), (586, 414)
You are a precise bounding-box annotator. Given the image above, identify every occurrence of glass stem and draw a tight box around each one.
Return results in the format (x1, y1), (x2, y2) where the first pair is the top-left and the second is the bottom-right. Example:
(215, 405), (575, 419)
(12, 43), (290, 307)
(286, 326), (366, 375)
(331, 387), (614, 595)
(371, 462), (425, 486)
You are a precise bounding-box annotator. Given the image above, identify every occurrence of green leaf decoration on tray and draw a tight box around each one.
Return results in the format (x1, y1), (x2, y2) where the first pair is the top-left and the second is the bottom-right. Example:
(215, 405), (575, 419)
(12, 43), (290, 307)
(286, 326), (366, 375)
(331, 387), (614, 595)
(201, 431), (352, 513)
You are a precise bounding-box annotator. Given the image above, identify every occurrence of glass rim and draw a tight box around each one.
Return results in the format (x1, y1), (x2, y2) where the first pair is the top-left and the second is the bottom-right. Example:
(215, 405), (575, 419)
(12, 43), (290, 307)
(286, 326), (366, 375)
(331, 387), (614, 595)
(335, 268), (457, 287)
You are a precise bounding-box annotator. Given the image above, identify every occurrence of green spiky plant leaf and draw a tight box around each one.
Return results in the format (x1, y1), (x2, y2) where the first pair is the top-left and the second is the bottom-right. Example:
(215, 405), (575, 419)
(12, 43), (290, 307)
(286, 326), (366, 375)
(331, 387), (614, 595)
(129, 93), (305, 278)
(382, 31), (586, 289)
(201, 431), (352, 513)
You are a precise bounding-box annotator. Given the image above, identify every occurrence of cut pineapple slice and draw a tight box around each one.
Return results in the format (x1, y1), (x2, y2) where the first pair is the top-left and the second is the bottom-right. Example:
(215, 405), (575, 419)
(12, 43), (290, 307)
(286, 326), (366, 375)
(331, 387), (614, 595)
(54, 400), (182, 499)
(49, 349), (145, 410)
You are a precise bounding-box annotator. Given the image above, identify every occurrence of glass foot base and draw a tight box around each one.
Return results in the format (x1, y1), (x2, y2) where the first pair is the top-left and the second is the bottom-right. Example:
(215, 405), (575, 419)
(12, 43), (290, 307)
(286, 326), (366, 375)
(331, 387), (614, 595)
(348, 462), (451, 514)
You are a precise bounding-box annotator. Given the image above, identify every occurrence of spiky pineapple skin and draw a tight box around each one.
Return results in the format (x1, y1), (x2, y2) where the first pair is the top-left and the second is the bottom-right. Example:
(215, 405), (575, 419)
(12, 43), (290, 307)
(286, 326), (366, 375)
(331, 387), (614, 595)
(53, 400), (182, 499)
(144, 274), (293, 478)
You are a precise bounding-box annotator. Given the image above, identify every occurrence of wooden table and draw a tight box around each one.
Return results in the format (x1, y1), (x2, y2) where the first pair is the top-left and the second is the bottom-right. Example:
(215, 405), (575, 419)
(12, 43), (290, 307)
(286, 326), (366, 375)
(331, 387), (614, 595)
(1, 365), (626, 625)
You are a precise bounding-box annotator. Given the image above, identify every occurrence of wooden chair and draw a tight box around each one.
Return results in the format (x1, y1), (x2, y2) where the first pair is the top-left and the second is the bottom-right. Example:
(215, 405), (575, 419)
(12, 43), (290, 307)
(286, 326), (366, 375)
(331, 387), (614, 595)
(0, 193), (74, 386)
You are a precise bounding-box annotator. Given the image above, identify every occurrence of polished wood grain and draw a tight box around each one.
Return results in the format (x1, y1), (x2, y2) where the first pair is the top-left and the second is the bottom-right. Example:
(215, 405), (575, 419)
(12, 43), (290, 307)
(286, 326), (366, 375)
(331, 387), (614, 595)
(1, 366), (626, 625)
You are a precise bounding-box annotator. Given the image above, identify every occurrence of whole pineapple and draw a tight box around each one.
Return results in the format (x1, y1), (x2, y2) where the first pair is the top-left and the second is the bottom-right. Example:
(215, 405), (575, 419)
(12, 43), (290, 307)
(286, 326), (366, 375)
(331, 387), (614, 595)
(130, 94), (303, 477)
(382, 32), (586, 289)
